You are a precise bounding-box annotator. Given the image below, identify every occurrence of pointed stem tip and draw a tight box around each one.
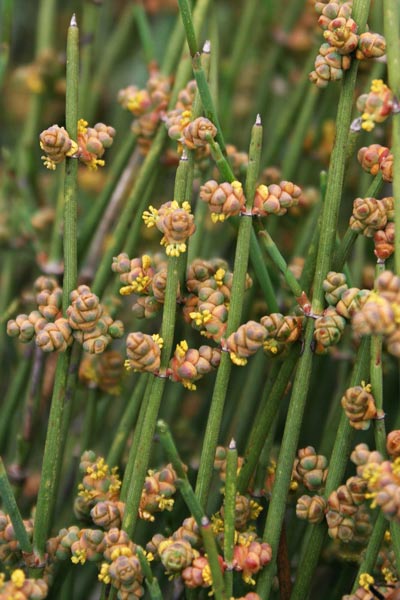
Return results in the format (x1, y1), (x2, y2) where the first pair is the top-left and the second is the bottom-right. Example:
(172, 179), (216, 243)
(256, 113), (262, 126)
(228, 438), (237, 450)
(201, 516), (210, 527)
(70, 13), (77, 27)
(203, 40), (211, 54)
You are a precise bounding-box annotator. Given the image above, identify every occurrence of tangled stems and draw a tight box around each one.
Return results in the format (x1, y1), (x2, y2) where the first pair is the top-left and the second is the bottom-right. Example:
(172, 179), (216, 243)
(194, 116), (262, 508)
(32, 15), (79, 564)
(384, 0), (400, 275)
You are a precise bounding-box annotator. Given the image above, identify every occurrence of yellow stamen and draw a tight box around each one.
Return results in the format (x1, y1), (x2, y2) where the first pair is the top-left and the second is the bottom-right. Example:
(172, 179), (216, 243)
(175, 340), (188, 358)
(359, 572), (374, 590)
(98, 563), (111, 584)
(11, 569), (26, 589)
(152, 334), (164, 348)
(229, 351), (247, 366)
(71, 548), (87, 565)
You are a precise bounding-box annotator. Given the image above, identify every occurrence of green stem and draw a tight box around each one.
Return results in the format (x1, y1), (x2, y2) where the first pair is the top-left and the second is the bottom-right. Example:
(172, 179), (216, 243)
(177, 0), (198, 56)
(121, 152), (192, 536)
(48, 170), (65, 269)
(311, 0), (370, 314)
(263, 50), (317, 166)
(80, 386), (97, 454)
(371, 263), (385, 454)
(80, 1), (101, 117)
(333, 170), (384, 272)
(156, 420), (204, 524)
(256, 320), (315, 599)
(62, 14), (79, 310)
(32, 352), (70, 560)
(0, 457), (33, 554)
(200, 518), (226, 600)
(85, 3), (137, 121)
(17, 0), (57, 187)
(195, 117), (262, 507)
(206, 135), (278, 312)
(33, 15), (80, 563)
(120, 377), (153, 501)
(106, 374), (148, 468)
(237, 346), (299, 494)
(78, 134), (138, 260)
(0, 350), (32, 454)
(223, 439), (237, 598)
(133, 3), (155, 65)
(0, 0), (13, 88)
(281, 86), (320, 181)
(255, 223), (311, 311)
(383, 0), (400, 275)
(290, 337), (370, 600)
(351, 512), (386, 592)
(136, 546), (163, 600)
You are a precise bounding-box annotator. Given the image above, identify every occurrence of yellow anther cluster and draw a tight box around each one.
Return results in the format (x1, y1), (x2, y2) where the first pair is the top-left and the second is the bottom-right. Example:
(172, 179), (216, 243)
(214, 269), (226, 285)
(175, 340), (189, 358)
(151, 334), (164, 348)
(98, 562), (111, 584)
(86, 457), (109, 480)
(371, 79), (385, 93)
(110, 546), (133, 560)
(359, 572), (374, 590)
(201, 563), (213, 587)
(229, 351), (247, 366)
(165, 241), (187, 257)
(142, 206), (159, 227)
(78, 119), (89, 135)
(189, 310), (212, 326)
(11, 569), (26, 588)
(71, 548), (87, 565)
(87, 157), (105, 171)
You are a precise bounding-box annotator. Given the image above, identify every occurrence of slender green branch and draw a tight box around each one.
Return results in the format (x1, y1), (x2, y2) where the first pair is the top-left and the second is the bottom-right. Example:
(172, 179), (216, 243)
(255, 223), (311, 311)
(195, 117), (262, 507)
(223, 439), (237, 598)
(0, 0), (13, 87)
(177, 0), (198, 56)
(134, 3), (155, 65)
(256, 320), (315, 599)
(383, 0), (400, 274)
(106, 375), (148, 468)
(137, 546), (163, 600)
(311, 0), (371, 313)
(33, 15), (80, 564)
(290, 337), (370, 600)
(156, 420), (204, 524)
(237, 346), (299, 494)
(0, 457), (33, 554)
(121, 153), (192, 536)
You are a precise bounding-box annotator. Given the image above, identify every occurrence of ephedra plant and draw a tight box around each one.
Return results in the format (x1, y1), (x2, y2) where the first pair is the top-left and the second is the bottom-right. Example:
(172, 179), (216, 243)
(1, 0), (400, 598)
